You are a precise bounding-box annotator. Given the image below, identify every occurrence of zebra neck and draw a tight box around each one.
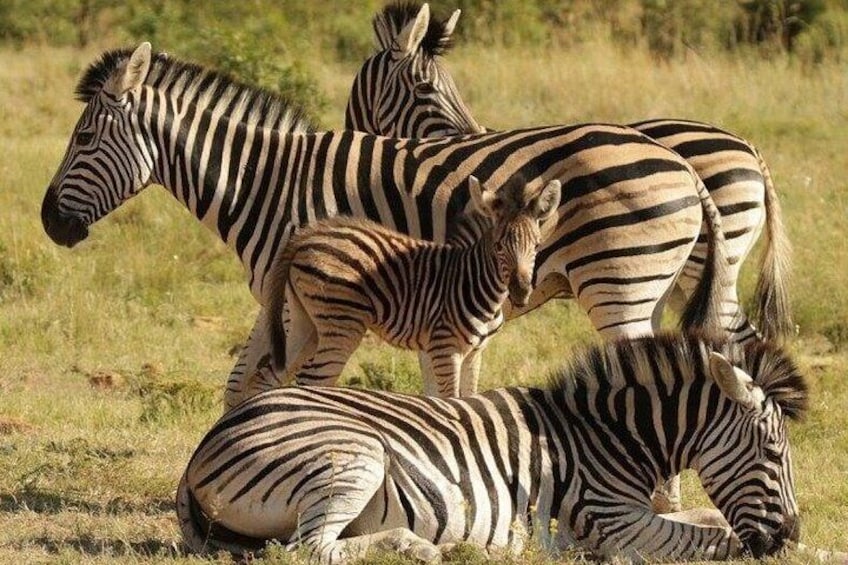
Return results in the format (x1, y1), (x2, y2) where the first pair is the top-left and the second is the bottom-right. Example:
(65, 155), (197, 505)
(141, 91), (420, 299)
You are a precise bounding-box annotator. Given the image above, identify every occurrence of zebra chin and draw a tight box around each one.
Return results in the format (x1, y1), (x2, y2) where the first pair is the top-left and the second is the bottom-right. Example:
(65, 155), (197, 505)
(41, 187), (89, 247)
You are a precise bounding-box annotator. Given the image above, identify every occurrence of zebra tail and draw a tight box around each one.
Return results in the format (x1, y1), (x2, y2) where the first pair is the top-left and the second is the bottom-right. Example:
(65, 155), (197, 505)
(751, 149), (793, 341)
(175, 471), (267, 555)
(266, 242), (298, 372)
(680, 179), (730, 335)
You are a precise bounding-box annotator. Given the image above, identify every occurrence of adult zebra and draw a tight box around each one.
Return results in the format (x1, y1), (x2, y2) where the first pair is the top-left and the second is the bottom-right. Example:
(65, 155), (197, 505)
(176, 332), (806, 562)
(346, 1), (793, 344)
(41, 43), (729, 412)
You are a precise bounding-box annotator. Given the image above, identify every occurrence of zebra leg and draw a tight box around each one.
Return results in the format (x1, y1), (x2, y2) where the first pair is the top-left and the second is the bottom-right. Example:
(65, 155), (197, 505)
(458, 347), (484, 396)
(425, 347), (462, 398)
(225, 308), (273, 411)
(651, 474), (682, 514)
(419, 352), (437, 396)
(293, 308), (366, 387)
(286, 449), (439, 564)
(576, 504), (741, 561)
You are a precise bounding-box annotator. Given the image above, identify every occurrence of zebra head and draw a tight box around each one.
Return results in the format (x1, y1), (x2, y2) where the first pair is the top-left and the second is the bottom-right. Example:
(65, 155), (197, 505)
(468, 174), (561, 307)
(346, 2), (484, 138)
(699, 345), (807, 557)
(42, 43), (157, 247)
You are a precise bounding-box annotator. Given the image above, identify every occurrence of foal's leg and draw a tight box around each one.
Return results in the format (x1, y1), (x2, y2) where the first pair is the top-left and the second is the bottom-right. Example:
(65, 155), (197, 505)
(459, 347), (484, 396)
(293, 302), (367, 387)
(424, 346), (462, 398)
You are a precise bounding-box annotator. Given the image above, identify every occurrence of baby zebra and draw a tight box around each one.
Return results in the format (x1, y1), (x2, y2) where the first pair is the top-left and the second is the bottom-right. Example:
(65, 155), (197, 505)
(257, 174), (560, 398)
(177, 332), (806, 563)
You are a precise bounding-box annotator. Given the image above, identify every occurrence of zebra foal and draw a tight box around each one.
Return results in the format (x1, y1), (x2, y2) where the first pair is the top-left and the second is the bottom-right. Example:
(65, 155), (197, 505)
(177, 332), (806, 562)
(249, 174), (560, 398)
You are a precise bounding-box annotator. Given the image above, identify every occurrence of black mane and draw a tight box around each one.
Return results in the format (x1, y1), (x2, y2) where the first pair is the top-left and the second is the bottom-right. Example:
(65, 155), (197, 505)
(376, 1), (454, 56)
(75, 47), (135, 102)
(74, 46), (318, 134)
(551, 332), (808, 421)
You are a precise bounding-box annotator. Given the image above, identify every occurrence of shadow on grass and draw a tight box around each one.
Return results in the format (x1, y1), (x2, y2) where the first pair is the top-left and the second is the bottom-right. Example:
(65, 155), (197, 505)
(0, 489), (173, 515)
(21, 535), (181, 558)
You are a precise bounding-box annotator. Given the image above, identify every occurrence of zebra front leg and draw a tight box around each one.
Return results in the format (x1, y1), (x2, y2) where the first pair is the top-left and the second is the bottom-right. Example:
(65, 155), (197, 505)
(424, 347), (462, 398)
(459, 346), (484, 396)
(575, 504), (741, 562)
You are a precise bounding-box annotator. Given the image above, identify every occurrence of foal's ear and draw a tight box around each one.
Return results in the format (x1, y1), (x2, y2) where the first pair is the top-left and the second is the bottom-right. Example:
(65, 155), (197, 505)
(105, 42), (151, 98)
(529, 179), (561, 221)
(468, 175), (499, 219)
(395, 3), (430, 55)
(709, 351), (759, 409)
(444, 9), (461, 38)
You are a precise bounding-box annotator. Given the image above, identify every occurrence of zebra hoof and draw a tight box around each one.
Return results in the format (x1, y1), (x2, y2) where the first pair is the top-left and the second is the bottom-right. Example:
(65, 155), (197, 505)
(386, 530), (441, 563)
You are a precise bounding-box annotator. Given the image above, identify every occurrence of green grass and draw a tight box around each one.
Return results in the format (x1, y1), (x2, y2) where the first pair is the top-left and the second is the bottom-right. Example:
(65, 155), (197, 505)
(1, 35), (847, 564)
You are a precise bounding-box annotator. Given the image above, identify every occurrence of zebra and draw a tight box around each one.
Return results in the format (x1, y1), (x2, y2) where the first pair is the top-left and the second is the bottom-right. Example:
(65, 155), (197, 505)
(346, 1), (793, 344)
(249, 174), (561, 399)
(175, 331), (807, 563)
(41, 42), (731, 413)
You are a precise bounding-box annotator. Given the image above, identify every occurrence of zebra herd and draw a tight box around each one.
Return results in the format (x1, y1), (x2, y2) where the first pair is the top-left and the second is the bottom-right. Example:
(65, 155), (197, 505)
(40, 1), (810, 562)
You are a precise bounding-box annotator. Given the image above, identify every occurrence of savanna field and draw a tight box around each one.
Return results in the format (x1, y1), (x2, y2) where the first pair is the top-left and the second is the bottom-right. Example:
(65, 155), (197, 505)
(1, 2), (848, 563)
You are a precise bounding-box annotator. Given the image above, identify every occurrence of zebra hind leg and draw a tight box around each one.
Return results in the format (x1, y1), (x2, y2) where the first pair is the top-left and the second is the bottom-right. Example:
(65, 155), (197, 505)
(287, 450), (439, 564)
(294, 306), (366, 387)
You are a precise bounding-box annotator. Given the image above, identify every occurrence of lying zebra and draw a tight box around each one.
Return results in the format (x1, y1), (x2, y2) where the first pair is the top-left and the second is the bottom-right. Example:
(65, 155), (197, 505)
(177, 332), (806, 562)
(246, 174), (560, 398)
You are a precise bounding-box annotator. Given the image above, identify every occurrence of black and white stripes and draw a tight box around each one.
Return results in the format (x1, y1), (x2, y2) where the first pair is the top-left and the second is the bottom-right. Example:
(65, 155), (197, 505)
(42, 43), (727, 410)
(176, 332), (806, 562)
(346, 2), (793, 345)
(250, 174), (560, 398)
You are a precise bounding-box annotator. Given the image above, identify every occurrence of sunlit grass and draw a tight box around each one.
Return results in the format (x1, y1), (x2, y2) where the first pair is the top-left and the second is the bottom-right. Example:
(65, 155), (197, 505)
(1, 38), (846, 563)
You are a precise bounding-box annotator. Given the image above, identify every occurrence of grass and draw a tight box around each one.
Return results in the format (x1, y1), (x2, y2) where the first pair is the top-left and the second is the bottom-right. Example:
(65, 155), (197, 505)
(1, 31), (847, 564)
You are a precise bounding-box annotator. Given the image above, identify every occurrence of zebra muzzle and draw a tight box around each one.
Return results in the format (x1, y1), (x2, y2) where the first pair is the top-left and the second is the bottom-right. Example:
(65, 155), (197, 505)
(41, 186), (89, 247)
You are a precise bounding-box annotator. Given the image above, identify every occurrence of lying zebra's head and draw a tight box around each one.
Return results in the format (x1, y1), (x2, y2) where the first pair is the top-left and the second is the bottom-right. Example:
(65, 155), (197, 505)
(468, 174), (561, 307)
(42, 43), (157, 247)
(697, 339), (807, 557)
(346, 2), (484, 138)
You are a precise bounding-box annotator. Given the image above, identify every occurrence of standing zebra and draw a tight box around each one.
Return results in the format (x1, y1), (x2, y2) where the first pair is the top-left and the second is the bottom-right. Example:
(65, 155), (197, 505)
(252, 174), (560, 398)
(41, 42), (730, 412)
(347, 1), (793, 344)
(176, 332), (806, 562)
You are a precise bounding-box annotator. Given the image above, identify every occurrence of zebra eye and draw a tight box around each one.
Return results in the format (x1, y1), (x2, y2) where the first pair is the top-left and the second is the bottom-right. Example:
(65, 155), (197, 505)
(414, 82), (437, 96)
(75, 131), (95, 146)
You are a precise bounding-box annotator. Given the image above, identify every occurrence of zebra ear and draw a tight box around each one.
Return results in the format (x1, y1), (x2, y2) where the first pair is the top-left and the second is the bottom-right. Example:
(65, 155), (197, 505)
(709, 352), (758, 408)
(396, 3), (430, 55)
(444, 9), (461, 38)
(530, 179), (562, 221)
(106, 42), (151, 97)
(468, 175), (498, 218)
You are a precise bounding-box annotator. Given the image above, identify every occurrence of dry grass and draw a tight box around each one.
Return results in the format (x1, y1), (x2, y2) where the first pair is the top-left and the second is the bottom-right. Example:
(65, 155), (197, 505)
(0, 33), (847, 564)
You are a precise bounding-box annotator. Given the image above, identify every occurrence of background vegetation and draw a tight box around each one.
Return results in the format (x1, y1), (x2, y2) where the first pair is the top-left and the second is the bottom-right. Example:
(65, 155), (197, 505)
(1, 1), (847, 563)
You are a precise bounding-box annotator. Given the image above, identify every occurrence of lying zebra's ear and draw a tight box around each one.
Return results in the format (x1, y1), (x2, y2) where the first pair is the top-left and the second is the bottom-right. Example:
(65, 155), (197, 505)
(530, 179), (562, 221)
(106, 42), (151, 97)
(710, 351), (758, 408)
(396, 3), (430, 55)
(468, 175), (498, 218)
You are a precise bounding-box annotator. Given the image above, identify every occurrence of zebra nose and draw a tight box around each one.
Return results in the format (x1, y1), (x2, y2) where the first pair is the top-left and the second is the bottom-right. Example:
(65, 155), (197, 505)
(783, 514), (801, 543)
(41, 185), (88, 247)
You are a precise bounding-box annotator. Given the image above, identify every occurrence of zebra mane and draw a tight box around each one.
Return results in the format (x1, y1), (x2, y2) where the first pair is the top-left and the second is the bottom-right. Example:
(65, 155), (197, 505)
(551, 332), (808, 421)
(74, 46), (318, 134)
(374, 2), (454, 56)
